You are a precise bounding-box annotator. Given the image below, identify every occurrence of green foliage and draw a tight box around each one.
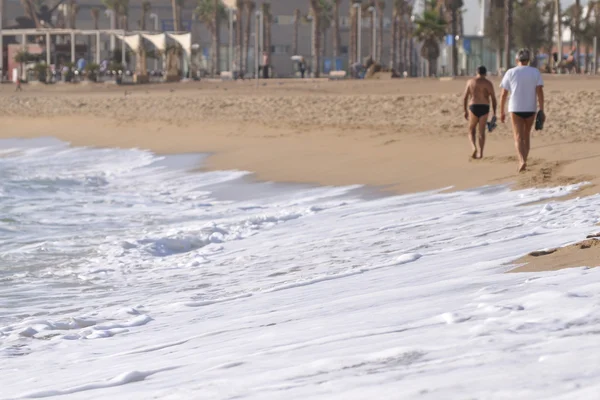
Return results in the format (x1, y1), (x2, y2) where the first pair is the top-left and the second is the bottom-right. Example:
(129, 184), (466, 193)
(513, 0), (546, 52)
(32, 63), (48, 73)
(194, 0), (227, 29)
(414, 9), (447, 62)
(485, 0), (504, 49)
(14, 51), (33, 63)
(109, 61), (125, 72)
(85, 62), (100, 72)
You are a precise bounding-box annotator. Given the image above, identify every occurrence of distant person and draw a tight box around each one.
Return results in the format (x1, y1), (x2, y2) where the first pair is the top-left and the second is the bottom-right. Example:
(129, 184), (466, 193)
(462, 65), (497, 159)
(298, 57), (306, 78)
(15, 78), (22, 92)
(261, 51), (269, 79)
(499, 48), (545, 172)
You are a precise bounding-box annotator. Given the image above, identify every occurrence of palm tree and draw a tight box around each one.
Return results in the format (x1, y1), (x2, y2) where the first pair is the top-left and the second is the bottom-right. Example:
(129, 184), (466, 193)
(262, 2), (272, 75)
(350, 1), (358, 66)
(580, 1), (595, 72)
(141, 1), (151, 30)
(171, 0), (182, 31)
(414, 8), (447, 76)
(446, 0), (463, 76)
(293, 8), (301, 55)
(309, 0), (322, 77)
(575, 0), (581, 72)
(583, 2), (600, 72)
(365, 1), (375, 59)
(332, 0), (341, 62)
(555, 0), (563, 69)
(91, 7), (100, 29)
(243, 0), (255, 73)
(196, 0), (225, 77)
(504, 0), (513, 70)
(377, 0), (385, 64)
(513, 0), (546, 65)
(390, 0), (401, 73)
(486, 0), (504, 72)
(236, 0), (243, 72)
(70, 2), (80, 29)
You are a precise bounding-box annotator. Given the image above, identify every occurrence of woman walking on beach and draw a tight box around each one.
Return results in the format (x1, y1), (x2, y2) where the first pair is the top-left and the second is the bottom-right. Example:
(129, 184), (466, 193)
(499, 48), (545, 172)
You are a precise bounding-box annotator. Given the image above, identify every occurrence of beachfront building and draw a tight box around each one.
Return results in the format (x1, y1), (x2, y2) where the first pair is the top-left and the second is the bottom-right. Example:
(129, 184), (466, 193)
(0, 0), (493, 78)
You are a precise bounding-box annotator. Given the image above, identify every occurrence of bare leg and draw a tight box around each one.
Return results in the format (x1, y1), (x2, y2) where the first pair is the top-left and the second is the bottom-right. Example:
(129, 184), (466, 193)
(511, 114), (527, 172)
(468, 112), (478, 159)
(477, 113), (488, 159)
(522, 116), (535, 163)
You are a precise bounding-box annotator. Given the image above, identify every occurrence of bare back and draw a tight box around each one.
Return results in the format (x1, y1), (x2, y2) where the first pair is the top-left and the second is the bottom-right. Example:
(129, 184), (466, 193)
(466, 78), (493, 105)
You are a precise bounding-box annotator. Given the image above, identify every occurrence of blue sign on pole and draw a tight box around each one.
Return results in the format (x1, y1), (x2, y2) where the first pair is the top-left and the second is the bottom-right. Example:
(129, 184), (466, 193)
(324, 59), (332, 74)
(463, 39), (472, 54)
(445, 34), (453, 46)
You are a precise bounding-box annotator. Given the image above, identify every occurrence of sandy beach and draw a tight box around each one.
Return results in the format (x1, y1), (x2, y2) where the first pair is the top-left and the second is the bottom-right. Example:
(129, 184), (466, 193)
(1, 75), (600, 271)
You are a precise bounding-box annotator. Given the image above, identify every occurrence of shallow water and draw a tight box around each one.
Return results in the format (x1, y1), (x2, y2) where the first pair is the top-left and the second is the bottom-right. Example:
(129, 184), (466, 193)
(1, 138), (600, 399)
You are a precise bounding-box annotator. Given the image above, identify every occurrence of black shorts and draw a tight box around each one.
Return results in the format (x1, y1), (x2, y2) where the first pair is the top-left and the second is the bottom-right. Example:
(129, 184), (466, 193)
(469, 104), (490, 118)
(512, 111), (536, 119)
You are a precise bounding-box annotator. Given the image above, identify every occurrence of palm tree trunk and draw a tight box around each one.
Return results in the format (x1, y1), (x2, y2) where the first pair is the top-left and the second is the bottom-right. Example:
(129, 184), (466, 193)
(377, 2), (384, 65)
(264, 8), (272, 76)
(504, 0), (513, 70)
(243, 2), (255, 73)
(171, 0), (180, 31)
(555, 0), (562, 71)
(212, 0), (221, 77)
(293, 9), (300, 56)
(350, 5), (357, 67)
(369, 9), (375, 59)
(310, 0), (321, 77)
(575, 0), (581, 72)
(332, 1), (340, 62)
(397, 14), (403, 73)
(390, 9), (398, 71)
(451, 9), (458, 76)
(236, 2), (243, 74)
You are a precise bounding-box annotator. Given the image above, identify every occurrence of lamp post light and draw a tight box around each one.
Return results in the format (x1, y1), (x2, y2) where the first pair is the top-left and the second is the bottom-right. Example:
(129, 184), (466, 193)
(353, 3), (362, 63)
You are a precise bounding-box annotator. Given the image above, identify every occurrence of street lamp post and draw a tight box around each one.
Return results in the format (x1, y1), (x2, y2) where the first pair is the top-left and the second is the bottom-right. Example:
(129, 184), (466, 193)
(149, 13), (159, 71)
(255, 10), (263, 86)
(368, 6), (376, 61)
(229, 8), (234, 72)
(353, 3), (362, 63)
(106, 10), (115, 52)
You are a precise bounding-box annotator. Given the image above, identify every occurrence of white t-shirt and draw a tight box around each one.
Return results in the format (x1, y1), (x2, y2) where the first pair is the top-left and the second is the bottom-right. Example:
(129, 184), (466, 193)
(500, 66), (544, 112)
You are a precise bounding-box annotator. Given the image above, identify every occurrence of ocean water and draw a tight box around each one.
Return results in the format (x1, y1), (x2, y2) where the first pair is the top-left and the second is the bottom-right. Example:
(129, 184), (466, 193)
(1, 138), (600, 400)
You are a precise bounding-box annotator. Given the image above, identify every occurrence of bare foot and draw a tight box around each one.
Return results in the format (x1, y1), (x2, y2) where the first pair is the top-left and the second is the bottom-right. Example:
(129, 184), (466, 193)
(471, 149), (478, 159)
(518, 163), (527, 173)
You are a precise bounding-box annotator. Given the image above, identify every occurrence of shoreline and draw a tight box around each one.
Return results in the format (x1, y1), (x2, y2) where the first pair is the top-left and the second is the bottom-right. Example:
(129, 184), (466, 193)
(2, 77), (600, 272)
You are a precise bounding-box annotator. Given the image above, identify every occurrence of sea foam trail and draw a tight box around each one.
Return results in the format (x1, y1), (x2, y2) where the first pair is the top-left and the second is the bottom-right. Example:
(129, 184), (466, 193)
(2, 138), (600, 399)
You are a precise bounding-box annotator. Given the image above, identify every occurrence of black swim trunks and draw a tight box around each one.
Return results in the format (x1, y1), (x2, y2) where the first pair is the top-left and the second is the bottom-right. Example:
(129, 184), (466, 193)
(469, 104), (490, 118)
(512, 111), (536, 119)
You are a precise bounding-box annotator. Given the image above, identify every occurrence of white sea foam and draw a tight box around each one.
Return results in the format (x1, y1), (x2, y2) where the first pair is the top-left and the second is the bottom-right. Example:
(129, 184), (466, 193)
(1, 138), (600, 399)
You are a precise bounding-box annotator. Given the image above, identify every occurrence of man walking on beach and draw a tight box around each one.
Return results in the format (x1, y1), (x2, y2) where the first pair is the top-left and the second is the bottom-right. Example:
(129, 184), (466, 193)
(500, 48), (545, 172)
(463, 65), (496, 159)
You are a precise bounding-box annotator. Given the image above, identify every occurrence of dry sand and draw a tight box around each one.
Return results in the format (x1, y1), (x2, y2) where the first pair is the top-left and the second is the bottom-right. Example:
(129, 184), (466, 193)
(2, 75), (600, 271)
